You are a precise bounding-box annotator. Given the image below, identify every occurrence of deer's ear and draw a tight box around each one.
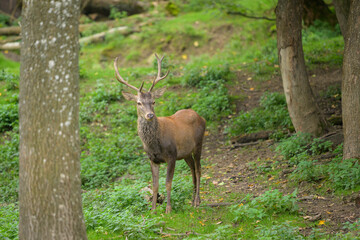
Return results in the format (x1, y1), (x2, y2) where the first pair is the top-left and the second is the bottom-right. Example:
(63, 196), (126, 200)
(122, 92), (137, 101)
(152, 87), (166, 99)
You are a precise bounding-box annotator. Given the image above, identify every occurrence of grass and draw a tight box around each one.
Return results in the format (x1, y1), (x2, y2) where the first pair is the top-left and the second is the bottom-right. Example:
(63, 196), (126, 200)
(0, 0), (354, 239)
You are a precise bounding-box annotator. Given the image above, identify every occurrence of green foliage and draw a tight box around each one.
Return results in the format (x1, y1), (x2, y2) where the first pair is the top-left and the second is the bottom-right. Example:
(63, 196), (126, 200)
(328, 157), (360, 190)
(81, 23), (108, 37)
(0, 14), (10, 27)
(0, 203), (19, 240)
(80, 80), (123, 123)
(291, 160), (325, 182)
(109, 7), (128, 20)
(302, 20), (343, 67)
(256, 223), (304, 240)
(165, 2), (181, 16)
(275, 133), (312, 164)
(226, 92), (293, 136)
(0, 131), (19, 203)
(182, 64), (232, 88)
(231, 189), (298, 222)
(192, 83), (231, 121)
(0, 103), (18, 132)
(83, 184), (159, 239)
(310, 138), (333, 155)
(80, 132), (144, 189)
(0, 70), (19, 91)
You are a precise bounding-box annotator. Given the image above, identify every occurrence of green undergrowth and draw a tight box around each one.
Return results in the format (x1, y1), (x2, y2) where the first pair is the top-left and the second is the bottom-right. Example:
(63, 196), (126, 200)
(276, 134), (360, 193)
(226, 92), (293, 136)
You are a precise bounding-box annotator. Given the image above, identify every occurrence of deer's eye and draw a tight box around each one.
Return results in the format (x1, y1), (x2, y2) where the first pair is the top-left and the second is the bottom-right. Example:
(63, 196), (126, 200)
(137, 102), (142, 106)
(153, 101), (156, 105)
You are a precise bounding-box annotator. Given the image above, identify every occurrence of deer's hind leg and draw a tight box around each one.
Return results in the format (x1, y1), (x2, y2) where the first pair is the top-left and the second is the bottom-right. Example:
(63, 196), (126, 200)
(184, 156), (197, 206)
(193, 146), (202, 207)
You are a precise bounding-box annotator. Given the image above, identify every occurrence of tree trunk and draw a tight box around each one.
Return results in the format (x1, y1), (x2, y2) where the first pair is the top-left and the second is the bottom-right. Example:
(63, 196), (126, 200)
(333, 0), (350, 40)
(19, 1), (87, 239)
(342, 0), (360, 160)
(276, 0), (330, 136)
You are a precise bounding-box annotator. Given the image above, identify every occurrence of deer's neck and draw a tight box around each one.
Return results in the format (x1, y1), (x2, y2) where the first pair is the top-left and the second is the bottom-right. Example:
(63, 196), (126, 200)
(138, 116), (161, 151)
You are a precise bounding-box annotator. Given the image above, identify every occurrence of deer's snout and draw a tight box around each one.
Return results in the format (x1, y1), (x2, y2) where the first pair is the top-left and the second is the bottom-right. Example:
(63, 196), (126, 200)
(146, 113), (154, 120)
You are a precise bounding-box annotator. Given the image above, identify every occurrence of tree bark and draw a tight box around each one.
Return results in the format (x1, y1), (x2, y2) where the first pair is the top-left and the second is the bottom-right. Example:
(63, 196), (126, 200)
(333, 0), (350, 40)
(342, 0), (360, 160)
(19, 1), (87, 239)
(276, 0), (330, 136)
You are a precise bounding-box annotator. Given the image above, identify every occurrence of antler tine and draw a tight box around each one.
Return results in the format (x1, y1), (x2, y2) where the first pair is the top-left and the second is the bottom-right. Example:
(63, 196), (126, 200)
(114, 57), (140, 92)
(149, 53), (170, 92)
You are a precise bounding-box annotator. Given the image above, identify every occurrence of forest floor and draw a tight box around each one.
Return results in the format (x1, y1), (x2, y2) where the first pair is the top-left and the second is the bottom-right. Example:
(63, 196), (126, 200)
(200, 67), (360, 236)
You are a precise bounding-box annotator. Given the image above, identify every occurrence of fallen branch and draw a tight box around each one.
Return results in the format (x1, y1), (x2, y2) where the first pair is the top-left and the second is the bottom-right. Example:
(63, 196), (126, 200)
(0, 42), (20, 50)
(79, 26), (132, 44)
(230, 141), (260, 150)
(231, 131), (272, 144)
(0, 26), (21, 36)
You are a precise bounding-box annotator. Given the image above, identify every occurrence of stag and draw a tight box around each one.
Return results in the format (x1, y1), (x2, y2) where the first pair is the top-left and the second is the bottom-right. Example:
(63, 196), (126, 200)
(114, 54), (206, 213)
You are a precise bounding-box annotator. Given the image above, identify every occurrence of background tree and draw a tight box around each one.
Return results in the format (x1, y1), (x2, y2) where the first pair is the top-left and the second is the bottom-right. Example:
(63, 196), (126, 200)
(276, 0), (330, 136)
(19, 0), (87, 239)
(341, 0), (360, 160)
(333, 0), (350, 40)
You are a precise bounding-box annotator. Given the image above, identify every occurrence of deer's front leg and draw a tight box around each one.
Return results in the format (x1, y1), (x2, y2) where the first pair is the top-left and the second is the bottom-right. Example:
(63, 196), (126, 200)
(150, 161), (160, 211)
(165, 159), (176, 213)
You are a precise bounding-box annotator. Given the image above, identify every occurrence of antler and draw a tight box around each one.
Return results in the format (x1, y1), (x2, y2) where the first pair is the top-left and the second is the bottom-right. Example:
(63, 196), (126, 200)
(148, 53), (170, 92)
(114, 57), (144, 92)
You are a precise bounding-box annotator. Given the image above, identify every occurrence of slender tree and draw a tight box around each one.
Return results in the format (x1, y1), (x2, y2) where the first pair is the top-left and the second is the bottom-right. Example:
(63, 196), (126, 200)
(19, 0), (87, 239)
(341, 0), (360, 160)
(276, 0), (330, 136)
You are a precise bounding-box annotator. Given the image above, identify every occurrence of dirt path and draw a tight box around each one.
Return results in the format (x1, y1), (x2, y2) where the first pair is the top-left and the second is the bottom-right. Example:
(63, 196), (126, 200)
(199, 67), (359, 236)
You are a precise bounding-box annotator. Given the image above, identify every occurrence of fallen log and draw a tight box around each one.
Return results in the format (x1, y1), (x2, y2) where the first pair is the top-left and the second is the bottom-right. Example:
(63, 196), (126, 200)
(0, 21), (118, 36)
(0, 26), (21, 36)
(0, 26), (134, 50)
(231, 131), (272, 144)
(0, 42), (20, 50)
(79, 26), (132, 44)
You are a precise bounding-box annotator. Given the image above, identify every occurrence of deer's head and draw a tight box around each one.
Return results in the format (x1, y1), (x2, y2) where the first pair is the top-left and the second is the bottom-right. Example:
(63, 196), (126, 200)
(114, 54), (169, 121)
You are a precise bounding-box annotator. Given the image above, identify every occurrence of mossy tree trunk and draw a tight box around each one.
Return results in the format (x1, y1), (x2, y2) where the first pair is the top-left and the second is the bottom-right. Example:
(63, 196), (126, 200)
(342, 0), (360, 160)
(19, 0), (87, 239)
(276, 0), (330, 136)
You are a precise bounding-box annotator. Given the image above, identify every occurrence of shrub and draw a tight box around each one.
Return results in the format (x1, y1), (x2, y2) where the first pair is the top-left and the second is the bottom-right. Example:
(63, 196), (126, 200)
(291, 160), (325, 182)
(0, 104), (18, 132)
(227, 92), (293, 136)
(0, 131), (19, 203)
(83, 184), (160, 238)
(192, 83), (231, 121)
(80, 132), (145, 189)
(328, 157), (360, 190)
(0, 70), (19, 91)
(0, 203), (19, 240)
(275, 133), (312, 164)
(231, 189), (298, 222)
(182, 64), (232, 88)
(256, 223), (304, 240)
